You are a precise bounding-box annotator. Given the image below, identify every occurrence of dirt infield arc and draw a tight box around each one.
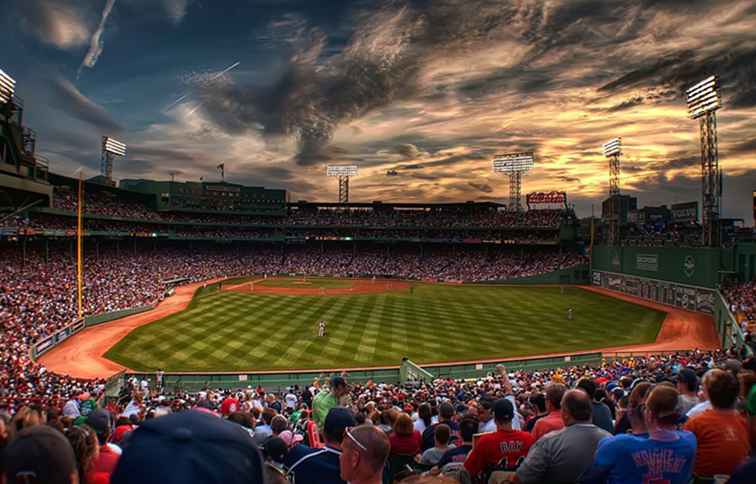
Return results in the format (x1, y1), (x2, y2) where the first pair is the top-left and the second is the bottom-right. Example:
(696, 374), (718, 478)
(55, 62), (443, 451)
(38, 280), (720, 379)
(225, 278), (411, 296)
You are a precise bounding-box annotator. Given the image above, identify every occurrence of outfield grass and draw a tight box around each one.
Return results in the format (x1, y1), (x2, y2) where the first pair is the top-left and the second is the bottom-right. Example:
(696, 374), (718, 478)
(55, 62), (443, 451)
(106, 282), (666, 372)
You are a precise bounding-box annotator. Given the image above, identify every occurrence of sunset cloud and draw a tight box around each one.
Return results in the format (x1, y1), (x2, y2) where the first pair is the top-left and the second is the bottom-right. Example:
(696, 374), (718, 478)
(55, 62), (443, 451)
(3, 0), (755, 222)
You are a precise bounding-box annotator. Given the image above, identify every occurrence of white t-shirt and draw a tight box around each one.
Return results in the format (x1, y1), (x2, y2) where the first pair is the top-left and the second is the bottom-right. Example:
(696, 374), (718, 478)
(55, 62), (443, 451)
(686, 400), (711, 418)
(285, 393), (298, 409)
(122, 400), (141, 418)
(479, 418), (497, 433)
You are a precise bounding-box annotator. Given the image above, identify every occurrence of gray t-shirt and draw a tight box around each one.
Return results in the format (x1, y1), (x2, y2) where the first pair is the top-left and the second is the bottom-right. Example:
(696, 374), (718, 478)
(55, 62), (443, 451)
(421, 445), (456, 465)
(591, 401), (614, 434)
(516, 423), (610, 484)
(678, 394), (700, 416)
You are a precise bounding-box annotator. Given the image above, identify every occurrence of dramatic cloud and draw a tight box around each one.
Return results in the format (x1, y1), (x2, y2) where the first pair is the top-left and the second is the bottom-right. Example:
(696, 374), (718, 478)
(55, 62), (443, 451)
(49, 76), (122, 132)
(161, 0), (190, 25)
(6, 0), (756, 221)
(15, 0), (92, 50)
(78, 0), (117, 78)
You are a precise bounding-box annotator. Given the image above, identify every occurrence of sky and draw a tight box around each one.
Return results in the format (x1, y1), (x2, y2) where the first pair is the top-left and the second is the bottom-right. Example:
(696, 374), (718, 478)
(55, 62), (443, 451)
(1, 0), (755, 221)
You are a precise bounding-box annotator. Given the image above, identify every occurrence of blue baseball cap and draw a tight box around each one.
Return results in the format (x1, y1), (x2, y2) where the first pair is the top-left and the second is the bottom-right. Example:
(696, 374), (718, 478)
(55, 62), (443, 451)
(111, 410), (263, 484)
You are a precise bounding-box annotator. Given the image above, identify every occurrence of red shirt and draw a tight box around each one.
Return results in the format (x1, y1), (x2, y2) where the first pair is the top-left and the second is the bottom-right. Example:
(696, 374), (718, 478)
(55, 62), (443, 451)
(389, 431), (422, 455)
(464, 429), (533, 477)
(220, 397), (239, 415)
(531, 410), (564, 442)
(90, 445), (119, 477)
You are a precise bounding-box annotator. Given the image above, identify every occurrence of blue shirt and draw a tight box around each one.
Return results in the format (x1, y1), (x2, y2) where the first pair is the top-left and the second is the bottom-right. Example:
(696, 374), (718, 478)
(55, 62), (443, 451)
(581, 431), (696, 484)
(284, 444), (345, 484)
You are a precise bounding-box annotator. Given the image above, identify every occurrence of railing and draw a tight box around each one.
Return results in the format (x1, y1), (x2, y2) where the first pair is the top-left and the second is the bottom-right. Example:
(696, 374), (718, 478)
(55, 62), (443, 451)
(715, 290), (752, 355)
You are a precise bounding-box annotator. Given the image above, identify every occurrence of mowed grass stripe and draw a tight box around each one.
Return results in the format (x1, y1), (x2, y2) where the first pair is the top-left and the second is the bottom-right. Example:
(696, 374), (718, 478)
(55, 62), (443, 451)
(105, 282), (666, 372)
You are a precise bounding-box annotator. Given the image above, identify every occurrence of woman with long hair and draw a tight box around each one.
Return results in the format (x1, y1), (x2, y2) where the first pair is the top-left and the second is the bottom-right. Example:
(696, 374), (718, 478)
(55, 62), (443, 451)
(414, 403), (433, 433)
(65, 425), (104, 484)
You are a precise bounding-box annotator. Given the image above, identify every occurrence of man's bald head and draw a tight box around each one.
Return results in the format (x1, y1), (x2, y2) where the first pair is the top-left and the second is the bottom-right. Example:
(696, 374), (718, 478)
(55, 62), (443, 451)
(561, 389), (593, 424)
(352, 425), (389, 472)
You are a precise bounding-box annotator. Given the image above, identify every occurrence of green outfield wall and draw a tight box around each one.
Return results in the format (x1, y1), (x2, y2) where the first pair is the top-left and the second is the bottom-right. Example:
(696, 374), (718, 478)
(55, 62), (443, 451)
(591, 243), (755, 352)
(127, 352), (604, 392)
(495, 264), (589, 285)
(591, 246), (723, 287)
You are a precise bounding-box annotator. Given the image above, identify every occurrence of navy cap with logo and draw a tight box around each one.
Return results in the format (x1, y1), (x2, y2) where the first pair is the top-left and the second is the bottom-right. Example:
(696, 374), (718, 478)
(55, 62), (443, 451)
(3, 425), (77, 484)
(111, 410), (264, 484)
(493, 398), (515, 422)
(323, 407), (356, 441)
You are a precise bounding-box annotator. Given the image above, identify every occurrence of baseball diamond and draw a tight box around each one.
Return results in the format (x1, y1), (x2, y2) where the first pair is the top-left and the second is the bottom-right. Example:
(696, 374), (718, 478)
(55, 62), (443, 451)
(104, 279), (666, 372)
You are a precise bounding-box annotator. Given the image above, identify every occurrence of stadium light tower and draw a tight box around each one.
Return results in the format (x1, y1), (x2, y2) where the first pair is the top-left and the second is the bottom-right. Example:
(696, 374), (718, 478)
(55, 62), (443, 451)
(492, 152), (534, 212)
(603, 137), (622, 246)
(0, 68), (16, 106)
(687, 75), (723, 247)
(326, 164), (358, 203)
(101, 136), (126, 183)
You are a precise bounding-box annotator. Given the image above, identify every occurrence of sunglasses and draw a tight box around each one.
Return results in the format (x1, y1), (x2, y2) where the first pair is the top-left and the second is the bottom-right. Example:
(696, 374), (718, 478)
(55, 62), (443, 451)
(344, 426), (367, 452)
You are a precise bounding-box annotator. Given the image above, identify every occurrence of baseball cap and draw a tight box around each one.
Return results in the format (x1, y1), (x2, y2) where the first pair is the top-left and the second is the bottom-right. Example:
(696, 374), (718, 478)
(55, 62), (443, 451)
(324, 407), (356, 438)
(86, 409), (112, 439)
(111, 410), (264, 484)
(493, 398), (514, 421)
(4, 425), (77, 484)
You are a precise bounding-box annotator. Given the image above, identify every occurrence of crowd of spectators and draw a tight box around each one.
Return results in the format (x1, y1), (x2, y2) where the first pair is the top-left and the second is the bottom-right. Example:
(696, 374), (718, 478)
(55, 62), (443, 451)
(622, 224), (705, 248)
(47, 189), (564, 230)
(724, 281), (756, 339)
(2, 350), (755, 483)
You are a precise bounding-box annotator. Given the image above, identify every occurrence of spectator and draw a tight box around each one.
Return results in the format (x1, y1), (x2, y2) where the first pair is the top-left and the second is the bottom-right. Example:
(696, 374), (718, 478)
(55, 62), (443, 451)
(271, 415), (289, 437)
(683, 369), (750, 477)
(339, 425), (390, 484)
(420, 423), (455, 465)
(86, 409), (121, 478)
(312, 376), (349, 430)
(464, 398), (533, 479)
(220, 391), (240, 416)
(614, 381), (653, 437)
(253, 408), (275, 446)
(477, 398), (496, 433)
(582, 386), (696, 484)
(531, 383), (567, 442)
(675, 368), (700, 415)
(414, 403), (433, 433)
(388, 413), (422, 456)
(421, 402), (458, 451)
(285, 407), (356, 484)
(525, 392), (547, 432)
(4, 425), (79, 484)
(436, 416), (477, 469)
(576, 378), (614, 434)
(65, 424), (109, 484)
(111, 410), (264, 484)
(517, 389), (610, 484)
(63, 393), (81, 419)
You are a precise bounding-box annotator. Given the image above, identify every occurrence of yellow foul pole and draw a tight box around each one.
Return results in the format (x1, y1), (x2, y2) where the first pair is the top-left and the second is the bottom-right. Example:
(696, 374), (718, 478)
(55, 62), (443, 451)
(77, 172), (84, 318)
